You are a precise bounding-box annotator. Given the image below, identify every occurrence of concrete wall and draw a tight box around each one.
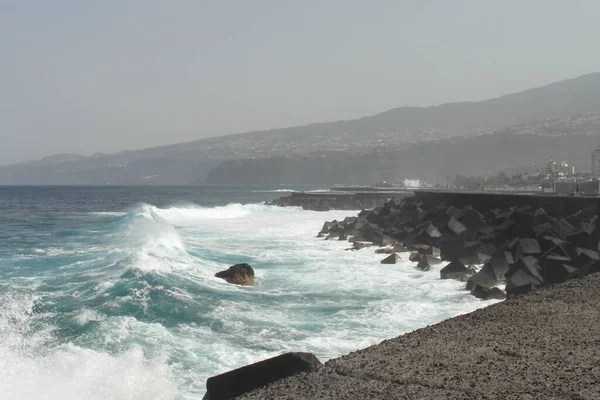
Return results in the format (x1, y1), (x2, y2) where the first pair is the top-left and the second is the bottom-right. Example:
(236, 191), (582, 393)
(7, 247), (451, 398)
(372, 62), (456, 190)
(414, 190), (600, 217)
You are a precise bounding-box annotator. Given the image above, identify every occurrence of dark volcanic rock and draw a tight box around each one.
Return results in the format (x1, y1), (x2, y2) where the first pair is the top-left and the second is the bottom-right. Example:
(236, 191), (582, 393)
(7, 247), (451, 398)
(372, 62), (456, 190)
(318, 193), (600, 302)
(380, 253), (402, 264)
(513, 238), (541, 262)
(505, 256), (543, 298)
(466, 264), (499, 291)
(408, 252), (422, 262)
(447, 216), (467, 235)
(440, 260), (474, 281)
(541, 254), (576, 283)
(470, 284), (506, 300)
(215, 263), (255, 286)
(416, 255), (442, 271)
(205, 352), (321, 400)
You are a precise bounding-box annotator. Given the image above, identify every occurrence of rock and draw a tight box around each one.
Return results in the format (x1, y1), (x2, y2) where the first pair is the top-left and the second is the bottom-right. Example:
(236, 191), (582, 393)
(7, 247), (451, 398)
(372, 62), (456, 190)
(382, 235), (396, 246)
(425, 222), (442, 238)
(575, 247), (600, 262)
(416, 255), (442, 271)
(409, 252), (422, 262)
(513, 238), (541, 263)
(381, 254), (402, 264)
(392, 244), (410, 253)
(552, 218), (575, 239)
(541, 254), (576, 283)
(448, 217), (467, 235)
(445, 205), (465, 220)
(577, 260), (600, 277)
(466, 264), (499, 291)
(439, 236), (466, 261)
(353, 242), (372, 250)
(440, 260), (474, 280)
(477, 243), (497, 264)
(470, 284), (506, 300)
(215, 264), (255, 286)
(505, 256), (544, 298)
(319, 221), (335, 234)
(487, 251), (512, 282)
(204, 352), (322, 400)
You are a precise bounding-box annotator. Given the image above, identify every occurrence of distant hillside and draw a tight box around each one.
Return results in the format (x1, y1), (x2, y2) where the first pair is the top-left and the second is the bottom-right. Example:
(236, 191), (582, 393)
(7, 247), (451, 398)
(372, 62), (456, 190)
(1, 72), (600, 185)
(205, 132), (600, 185)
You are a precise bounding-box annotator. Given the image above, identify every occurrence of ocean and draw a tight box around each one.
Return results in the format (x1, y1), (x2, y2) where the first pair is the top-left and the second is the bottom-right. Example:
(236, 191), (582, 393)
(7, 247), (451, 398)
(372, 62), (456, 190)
(0, 186), (499, 399)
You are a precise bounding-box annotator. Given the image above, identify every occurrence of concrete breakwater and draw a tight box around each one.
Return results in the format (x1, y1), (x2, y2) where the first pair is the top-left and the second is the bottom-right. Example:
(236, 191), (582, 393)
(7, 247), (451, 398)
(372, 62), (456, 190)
(319, 191), (600, 300)
(238, 273), (600, 399)
(205, 191), (600, 399)
(265, 190), (411, 211)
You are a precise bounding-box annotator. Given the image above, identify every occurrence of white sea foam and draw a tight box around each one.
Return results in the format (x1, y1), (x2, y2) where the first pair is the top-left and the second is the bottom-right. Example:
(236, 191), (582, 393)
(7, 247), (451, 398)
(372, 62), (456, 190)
(0, 290), (178, 400)
(2, 202), (501, 399)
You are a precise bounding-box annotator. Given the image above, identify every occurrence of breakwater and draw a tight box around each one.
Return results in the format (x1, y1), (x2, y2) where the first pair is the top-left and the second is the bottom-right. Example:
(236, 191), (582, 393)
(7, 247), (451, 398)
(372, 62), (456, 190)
(239, 273), (600, 399)
(319, 191), (600, 300)
(205, 191), (600, 398)
(266, 190), (411, 211)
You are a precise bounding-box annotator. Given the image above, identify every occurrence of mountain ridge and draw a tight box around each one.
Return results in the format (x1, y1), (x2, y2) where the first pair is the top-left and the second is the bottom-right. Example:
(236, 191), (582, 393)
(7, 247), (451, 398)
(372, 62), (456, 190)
(2, 72), (600, 185)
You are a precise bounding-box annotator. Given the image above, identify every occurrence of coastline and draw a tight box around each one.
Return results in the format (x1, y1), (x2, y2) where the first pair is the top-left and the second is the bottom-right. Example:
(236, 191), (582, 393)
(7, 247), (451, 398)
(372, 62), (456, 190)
(239, 272), (600, 399)
(202, 190), (600, 399)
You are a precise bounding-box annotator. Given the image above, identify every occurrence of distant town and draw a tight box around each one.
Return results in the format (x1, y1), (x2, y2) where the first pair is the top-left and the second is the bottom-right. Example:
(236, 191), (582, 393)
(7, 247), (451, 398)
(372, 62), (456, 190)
(396, 147), (600, 196)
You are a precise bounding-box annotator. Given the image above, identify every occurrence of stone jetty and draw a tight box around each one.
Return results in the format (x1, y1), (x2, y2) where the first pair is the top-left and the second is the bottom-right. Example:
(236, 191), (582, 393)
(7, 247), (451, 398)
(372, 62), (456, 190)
(204, 191), (600, 399)
(238, 273), (600, 399)
(266, 190), (411, 211)
(318, 191), (600, 299)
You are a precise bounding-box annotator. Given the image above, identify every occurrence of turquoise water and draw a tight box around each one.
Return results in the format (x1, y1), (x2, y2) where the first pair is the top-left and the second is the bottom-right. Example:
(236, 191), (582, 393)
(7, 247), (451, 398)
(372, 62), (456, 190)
(0, 186), (498, 399)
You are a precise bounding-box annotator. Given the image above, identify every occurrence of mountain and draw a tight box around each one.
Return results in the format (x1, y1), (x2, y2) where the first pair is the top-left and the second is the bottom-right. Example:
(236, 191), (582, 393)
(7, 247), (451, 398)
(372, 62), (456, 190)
(205, 131), (600, 185)
(2, 73), (600, 185)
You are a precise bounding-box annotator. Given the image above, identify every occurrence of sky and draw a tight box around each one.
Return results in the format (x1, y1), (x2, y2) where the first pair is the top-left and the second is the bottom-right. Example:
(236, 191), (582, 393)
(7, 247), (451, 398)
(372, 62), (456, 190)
(1, 0), (600, 165)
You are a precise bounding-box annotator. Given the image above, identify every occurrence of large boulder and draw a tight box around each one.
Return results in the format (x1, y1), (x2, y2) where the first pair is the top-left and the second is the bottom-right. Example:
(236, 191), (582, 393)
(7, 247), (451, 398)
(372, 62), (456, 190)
(477, 243), (497, 264)
(505, 256), (544, 298)
(409, 252), (422, 262)
(486, 251), (512, 282)
(215, 264), (255, 286)
(512, 238), (541, 263)
(448, 217), (467, 235)
(381, 254), (402, 264)
(352, 241), (372, 250)
(470, 283), (506, 300)
(417, 255), (442, 271)
(204, 352), (322, 400)
(541, 254), (576, 283)
(466, 264), (499, 291)
(440, 260), (474, 281)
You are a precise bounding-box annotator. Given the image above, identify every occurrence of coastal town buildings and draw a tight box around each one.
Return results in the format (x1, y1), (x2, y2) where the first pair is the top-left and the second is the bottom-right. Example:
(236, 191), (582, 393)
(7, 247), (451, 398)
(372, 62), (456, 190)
(540, 159), (574, 179)
(591, 147), (600, 178)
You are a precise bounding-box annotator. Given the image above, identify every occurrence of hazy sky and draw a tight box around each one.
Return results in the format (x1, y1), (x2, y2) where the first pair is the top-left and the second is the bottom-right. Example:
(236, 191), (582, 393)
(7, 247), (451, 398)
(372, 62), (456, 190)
(1, 0), (600, 164)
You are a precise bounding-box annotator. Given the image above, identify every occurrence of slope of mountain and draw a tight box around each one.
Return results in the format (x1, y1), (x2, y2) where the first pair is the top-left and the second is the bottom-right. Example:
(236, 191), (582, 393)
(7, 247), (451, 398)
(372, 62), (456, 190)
(1, 73), (600, 185)
(205, 131), (600, 185)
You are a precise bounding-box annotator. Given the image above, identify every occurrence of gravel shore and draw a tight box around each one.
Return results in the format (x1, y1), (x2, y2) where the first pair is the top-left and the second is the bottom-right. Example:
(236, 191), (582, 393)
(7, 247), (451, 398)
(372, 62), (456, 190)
(240, 274), (600, 399)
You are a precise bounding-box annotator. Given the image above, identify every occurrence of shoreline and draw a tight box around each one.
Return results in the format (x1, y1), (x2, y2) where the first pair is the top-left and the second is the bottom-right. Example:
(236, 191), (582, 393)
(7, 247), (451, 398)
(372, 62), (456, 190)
(239, 272), (600, 399)
(206, 191), (600, 398)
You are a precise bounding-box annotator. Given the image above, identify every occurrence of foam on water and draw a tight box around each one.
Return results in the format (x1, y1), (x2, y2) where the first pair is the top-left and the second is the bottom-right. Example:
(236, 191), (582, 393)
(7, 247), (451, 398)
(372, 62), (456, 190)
(0, 200), (501, 399)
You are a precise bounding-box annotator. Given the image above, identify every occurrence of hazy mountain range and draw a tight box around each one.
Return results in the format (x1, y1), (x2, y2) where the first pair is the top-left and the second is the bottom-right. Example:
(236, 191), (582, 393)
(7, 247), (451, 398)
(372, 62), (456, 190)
(2, 72), (600, 185)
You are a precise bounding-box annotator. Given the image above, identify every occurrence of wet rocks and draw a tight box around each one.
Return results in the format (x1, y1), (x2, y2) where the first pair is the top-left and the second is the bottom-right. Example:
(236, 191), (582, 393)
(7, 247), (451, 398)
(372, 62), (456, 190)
(416, 255), (442, 271)
(380, 253), (402, 264)
(317, 192), (600, 300)
(440, 260), (474, 281)
(215, 263), (255, 286)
